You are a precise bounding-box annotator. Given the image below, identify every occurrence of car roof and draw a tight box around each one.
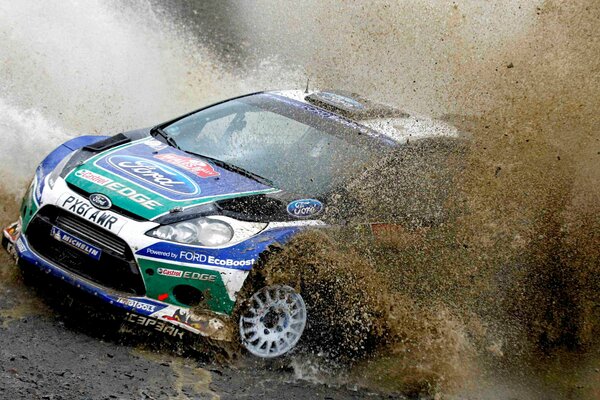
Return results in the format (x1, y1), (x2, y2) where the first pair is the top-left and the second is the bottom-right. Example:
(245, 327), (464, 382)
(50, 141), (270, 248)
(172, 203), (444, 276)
(270, 90), (462, 145)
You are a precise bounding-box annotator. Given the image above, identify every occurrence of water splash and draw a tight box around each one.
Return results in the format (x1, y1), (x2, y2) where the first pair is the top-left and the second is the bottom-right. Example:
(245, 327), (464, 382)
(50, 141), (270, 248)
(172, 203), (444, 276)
(0, 0), (301, 223)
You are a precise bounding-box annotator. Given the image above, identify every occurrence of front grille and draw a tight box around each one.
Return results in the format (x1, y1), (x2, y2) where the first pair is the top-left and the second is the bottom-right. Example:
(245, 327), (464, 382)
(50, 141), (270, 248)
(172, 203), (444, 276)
(25, 205), (145, 295)
(56, 213), (127, 255)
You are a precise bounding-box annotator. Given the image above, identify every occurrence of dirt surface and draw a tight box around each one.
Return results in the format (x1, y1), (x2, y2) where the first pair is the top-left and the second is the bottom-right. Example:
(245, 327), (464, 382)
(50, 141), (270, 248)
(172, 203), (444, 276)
(0, 253), (391, 400)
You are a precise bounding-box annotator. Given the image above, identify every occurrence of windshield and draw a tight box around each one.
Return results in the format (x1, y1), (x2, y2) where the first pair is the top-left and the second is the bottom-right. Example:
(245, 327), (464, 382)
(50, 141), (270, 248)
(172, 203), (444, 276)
(161, 93), (391, 196)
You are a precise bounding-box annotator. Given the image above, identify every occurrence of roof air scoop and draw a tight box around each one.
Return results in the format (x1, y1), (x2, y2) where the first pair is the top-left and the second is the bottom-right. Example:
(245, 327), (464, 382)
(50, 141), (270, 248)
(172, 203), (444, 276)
(305, 90), (408, 120)
(304, 90), (366, 116)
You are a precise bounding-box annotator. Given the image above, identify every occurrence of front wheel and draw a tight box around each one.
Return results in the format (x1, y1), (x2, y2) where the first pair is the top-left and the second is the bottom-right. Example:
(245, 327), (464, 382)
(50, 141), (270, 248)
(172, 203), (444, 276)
(239, 285), (307, 358)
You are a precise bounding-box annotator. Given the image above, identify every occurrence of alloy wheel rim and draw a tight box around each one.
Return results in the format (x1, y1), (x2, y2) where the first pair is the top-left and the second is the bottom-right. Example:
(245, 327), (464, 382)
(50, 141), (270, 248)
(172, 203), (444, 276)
(239, 285), (307, 358)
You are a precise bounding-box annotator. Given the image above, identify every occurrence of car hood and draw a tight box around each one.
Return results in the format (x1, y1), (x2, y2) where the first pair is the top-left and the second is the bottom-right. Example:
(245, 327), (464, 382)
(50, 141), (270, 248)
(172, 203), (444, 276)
(64, 137), (278, 220)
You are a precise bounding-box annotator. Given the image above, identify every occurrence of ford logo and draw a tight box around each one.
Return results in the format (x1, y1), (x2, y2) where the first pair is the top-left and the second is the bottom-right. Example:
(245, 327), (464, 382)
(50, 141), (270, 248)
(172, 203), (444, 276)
(287, 199), (324, 218)
(89, 193), (112, 210)
(106, 155), (200, 196)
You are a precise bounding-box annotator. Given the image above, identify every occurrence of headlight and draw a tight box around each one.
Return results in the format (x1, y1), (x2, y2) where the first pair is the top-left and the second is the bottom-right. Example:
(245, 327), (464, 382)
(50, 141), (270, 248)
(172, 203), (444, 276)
(148, 217), (234, 247)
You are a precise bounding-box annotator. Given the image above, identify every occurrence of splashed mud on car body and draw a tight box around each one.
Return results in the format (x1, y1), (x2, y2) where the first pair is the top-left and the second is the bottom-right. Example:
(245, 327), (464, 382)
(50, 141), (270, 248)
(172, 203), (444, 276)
(2, 89), (465, 357)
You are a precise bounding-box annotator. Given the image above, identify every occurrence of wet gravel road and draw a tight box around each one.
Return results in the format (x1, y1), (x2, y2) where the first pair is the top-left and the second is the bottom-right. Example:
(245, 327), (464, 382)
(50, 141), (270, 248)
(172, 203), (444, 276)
(0, 253), (391, 400)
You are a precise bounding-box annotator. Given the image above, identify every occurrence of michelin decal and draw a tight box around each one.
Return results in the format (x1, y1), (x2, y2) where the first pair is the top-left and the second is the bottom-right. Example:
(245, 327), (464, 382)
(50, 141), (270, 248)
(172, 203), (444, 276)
(51, 226), (102, 260)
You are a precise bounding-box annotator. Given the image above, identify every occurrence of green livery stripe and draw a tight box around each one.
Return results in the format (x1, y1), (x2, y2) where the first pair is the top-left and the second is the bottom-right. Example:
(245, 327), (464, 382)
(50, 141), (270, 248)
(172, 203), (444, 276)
(139, 258), (235, 315)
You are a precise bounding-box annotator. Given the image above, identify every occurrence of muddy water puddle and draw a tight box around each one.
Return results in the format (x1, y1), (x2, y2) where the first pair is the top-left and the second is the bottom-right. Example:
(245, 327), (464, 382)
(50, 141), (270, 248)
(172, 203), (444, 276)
(133, 348), (218, 400)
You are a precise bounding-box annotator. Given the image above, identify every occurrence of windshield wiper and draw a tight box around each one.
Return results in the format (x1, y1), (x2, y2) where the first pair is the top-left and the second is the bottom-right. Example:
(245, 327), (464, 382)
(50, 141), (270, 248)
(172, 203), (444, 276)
(151, 127), (180, 149)
(181, 150), (274, 187)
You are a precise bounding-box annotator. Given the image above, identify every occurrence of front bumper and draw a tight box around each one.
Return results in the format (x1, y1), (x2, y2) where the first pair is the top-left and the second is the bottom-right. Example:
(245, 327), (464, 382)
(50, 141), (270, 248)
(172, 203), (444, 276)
(2, 222), (233, 342)
(8, 156), (314, 345)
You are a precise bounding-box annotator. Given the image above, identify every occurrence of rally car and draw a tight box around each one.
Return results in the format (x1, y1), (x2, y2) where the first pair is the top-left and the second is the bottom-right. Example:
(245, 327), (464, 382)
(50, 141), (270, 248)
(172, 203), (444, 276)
(2, 90), (462, 358)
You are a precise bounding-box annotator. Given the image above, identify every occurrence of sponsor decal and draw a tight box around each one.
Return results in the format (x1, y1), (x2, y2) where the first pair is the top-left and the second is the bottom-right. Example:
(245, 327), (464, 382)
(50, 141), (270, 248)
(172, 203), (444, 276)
(89, 193), (112, 210)
(158, 293), (169, 301)
(141, 247), (255, 268)
(145, 248), (178, 259)
(179, 251), (255, 267)
(75, 169), (112, 186)
(287, 199), (324, 218)
(106, 155), (200, 195)
(61, 195), (124, 231)
(155, 153), (219, 178)
(124, 312), (184, 339)
(50, 226), (102, 260)
(73, 170), (162, 210)
(116, 297), (157, 313)
(157, 267), (217, 282)
(157, 267), (183, 277)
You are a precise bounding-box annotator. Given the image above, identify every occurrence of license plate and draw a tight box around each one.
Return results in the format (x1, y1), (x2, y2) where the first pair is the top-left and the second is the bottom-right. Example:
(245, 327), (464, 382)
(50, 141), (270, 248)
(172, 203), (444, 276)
(50, 226), (102, 261)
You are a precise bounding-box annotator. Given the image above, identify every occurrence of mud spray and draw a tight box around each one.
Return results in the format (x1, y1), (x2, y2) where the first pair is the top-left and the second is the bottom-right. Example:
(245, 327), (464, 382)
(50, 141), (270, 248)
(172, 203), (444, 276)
(0, 1), (598, 398)
(243, 1), (599, 397)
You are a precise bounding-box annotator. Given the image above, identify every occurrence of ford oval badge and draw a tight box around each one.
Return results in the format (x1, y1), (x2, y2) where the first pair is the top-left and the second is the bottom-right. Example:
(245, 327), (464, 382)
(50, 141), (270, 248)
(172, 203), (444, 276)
(287, 199), (323, 218)
(89, 193), (112, 210)
(106, 155), (200, 196)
